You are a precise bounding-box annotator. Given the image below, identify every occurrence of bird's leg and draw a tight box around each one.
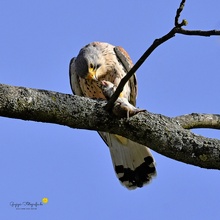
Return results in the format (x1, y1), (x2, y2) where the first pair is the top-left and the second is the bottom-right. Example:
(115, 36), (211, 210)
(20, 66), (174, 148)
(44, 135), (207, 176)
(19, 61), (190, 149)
(126, 109), (130, 119)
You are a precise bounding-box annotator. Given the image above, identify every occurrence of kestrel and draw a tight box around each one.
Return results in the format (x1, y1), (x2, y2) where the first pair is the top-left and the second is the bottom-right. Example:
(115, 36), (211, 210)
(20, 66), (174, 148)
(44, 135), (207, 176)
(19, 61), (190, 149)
(69, 42), (156, 189)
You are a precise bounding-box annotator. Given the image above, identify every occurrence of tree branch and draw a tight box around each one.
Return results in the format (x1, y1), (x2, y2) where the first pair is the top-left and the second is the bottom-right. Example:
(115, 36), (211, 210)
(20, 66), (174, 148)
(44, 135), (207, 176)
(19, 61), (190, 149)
(175, 0), (186, 27)
(106, 0), (220, 110)
(1, 83), (220, 170)
(174, 113), (220, 129)
(105, 27), (177, 110)
(175, 29), (220, 36)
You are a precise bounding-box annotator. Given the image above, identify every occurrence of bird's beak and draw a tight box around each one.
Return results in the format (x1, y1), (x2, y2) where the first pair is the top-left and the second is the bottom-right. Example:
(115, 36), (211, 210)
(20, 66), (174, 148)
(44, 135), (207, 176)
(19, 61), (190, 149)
(86, 68), (98, 81)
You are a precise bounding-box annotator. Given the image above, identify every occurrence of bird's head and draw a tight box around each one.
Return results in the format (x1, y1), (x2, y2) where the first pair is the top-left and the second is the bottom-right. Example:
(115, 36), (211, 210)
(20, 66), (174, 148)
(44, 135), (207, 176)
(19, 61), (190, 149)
(74, 44), (105, 81)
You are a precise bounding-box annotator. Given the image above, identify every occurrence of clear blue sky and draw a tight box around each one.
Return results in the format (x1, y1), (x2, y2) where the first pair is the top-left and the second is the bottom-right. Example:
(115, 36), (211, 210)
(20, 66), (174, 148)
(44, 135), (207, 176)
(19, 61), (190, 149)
(0, 1), (220, 219)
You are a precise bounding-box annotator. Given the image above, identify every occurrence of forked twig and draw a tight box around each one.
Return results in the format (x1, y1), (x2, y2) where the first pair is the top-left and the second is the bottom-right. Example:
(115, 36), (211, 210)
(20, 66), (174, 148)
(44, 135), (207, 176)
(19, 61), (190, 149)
(105, 0), (220, 110)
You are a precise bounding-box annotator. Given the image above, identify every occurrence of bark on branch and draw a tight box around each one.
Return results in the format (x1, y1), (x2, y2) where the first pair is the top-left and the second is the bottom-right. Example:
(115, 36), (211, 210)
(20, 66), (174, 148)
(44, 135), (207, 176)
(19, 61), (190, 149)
(1, 83), (220, 170)
(174, 113), (220, 129)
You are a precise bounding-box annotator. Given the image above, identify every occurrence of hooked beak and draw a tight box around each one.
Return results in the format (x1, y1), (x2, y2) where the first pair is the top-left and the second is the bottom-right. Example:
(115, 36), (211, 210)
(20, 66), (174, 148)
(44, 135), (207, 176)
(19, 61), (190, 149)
(86, 68), (98, 81)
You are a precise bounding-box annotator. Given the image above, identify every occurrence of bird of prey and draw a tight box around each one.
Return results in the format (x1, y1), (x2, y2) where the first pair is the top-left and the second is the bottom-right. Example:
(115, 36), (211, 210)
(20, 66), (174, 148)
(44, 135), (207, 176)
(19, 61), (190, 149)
(69, 42), (156, 189)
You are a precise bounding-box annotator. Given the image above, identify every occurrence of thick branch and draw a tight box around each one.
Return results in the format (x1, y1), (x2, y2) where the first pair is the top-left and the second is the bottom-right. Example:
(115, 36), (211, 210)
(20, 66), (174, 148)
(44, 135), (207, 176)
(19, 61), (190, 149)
(1, 83), (220, 170)
(174, 113), (220, 129)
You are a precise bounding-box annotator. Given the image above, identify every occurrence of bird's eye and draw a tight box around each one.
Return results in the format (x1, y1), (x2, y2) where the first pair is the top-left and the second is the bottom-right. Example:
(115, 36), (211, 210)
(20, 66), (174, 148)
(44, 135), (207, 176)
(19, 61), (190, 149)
(96, 64), (101, 69)
(90, 63), (94, 69)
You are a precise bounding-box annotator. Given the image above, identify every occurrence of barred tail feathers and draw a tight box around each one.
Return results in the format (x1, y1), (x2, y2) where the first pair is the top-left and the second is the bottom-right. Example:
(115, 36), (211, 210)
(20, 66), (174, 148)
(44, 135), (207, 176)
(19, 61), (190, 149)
(99, 132), (156, 189)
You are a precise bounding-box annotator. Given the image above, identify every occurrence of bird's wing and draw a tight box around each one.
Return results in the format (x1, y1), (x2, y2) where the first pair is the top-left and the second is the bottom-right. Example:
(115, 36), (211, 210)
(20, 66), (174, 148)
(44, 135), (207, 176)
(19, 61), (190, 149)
(69, 57), (84, 96)
(114, 46), (137, 106)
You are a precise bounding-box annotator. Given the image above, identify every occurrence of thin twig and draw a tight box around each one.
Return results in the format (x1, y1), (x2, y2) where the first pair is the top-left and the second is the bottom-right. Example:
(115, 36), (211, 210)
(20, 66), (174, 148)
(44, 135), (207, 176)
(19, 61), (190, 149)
(105, 0), (220, 110)
(175, 0), (186, 27)
(176, 28), (220, 36)
(106, 1), (187, 110)
(105, 28), (177, 110)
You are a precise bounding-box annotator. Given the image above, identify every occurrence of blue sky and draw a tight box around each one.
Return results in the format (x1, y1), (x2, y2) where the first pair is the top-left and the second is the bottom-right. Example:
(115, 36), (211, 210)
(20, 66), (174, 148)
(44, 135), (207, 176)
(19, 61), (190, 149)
(0, 0), (220, 219)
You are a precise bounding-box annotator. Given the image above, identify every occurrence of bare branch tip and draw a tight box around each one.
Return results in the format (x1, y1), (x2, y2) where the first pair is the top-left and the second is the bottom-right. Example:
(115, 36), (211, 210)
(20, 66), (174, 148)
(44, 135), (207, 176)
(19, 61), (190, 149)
(175, 0), (187, 27)
(181, 19), (188, 27)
